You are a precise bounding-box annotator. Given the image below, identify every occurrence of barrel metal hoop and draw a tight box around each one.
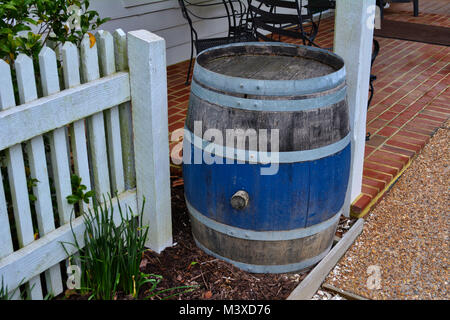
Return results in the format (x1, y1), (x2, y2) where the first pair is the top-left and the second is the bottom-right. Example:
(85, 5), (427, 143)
(183, 127), (351, 163)
(194, 63), (346, 96)
(193, 42), (346, 96)
(186, 199), (342, 241)
(191, 80), (347, 112)
(193, 237), (332, 273)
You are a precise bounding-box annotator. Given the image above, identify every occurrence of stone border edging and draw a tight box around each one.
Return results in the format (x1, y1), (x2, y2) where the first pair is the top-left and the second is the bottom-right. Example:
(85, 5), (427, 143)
(287, 218), (364, 300)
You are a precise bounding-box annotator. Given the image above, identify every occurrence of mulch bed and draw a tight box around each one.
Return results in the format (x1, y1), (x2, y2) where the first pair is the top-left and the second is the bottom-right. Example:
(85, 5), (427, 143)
(137, 182), (356, 300)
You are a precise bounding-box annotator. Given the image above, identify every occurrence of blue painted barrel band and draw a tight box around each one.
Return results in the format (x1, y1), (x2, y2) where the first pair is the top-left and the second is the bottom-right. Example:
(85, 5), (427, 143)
(194, 42), (346, 96)
(187, 199), (341, 241)
(191, 80), (347, 112)
(183, 127), (351, 163)
(194, 237), (331, 273)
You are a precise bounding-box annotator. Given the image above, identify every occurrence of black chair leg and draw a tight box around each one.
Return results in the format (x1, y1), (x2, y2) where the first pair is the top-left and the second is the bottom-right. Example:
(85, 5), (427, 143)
(367, 76), (375, 140)
(368, 75), (376, 108)
(376, 0), (384, 20)
(185, 41), (194, 86)
(413, 0), (419, 17)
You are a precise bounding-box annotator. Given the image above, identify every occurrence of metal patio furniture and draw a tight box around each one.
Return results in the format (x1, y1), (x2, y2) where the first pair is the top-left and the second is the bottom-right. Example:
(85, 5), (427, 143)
(178, 0), (256, 85)
(247, 0), (321, 46)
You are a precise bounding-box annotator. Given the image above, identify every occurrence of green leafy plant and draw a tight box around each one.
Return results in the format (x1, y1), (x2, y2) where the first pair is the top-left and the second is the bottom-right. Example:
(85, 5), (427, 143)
(0, 0), (110, 64)
(27, 177), (39, 202)
(66, 174), (94, 205)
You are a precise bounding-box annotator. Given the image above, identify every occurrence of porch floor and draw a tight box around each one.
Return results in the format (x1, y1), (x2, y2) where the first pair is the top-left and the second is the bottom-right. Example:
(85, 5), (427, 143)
(166, 2), (450, 217)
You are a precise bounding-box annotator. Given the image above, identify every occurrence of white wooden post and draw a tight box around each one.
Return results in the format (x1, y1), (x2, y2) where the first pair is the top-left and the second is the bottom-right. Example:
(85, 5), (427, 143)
(334, 0), (375, 216)
(127, 30), (172, 253)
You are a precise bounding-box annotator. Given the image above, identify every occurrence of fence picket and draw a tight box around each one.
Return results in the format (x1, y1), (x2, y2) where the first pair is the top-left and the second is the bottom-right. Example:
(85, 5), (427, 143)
(113, 29), (128, 72)
(25, 135), (64, 297)
(40, 47), (73, 225)
(0, 171), (13, 259)
(0, 62), (15, 258)
(0, 63), (21, 299)
(0, 60), (16, 110)
(62, 42), (92, 212)
(15, 55), (38, 104)
(37, 46), (74, 296)
(97, 30), (125, 194)
(6, 146), (35, 300)
(114, 29), (135, 190)
(14, 54), (44, 300)
(25, 138), (54, 234)
(80, 34), (111, 200)
(48, 128), (73, 224)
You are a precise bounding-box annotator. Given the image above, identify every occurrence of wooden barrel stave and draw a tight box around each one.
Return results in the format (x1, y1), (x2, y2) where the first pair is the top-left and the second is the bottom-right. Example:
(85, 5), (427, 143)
(186, 87), (349, 152)
(190, 214), (337, 272)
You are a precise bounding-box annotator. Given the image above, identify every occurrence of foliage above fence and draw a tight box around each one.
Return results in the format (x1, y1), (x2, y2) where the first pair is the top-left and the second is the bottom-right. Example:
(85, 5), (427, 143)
(0, 0), (110, 64)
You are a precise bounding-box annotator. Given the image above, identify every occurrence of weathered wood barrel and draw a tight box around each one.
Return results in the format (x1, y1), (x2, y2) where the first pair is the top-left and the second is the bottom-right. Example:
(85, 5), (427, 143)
(182, 42), (350, 273)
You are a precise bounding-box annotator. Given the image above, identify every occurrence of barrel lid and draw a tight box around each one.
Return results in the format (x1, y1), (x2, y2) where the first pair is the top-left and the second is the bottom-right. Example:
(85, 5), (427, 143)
(193, 42), (346, 96)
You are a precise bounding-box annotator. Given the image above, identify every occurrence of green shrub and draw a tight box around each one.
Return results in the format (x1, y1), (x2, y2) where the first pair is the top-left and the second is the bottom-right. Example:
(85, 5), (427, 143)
(0, 0), (110, 64)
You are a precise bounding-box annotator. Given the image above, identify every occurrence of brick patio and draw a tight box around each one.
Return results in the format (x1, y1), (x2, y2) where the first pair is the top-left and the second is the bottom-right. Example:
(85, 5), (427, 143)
(166, 3), (450, 217)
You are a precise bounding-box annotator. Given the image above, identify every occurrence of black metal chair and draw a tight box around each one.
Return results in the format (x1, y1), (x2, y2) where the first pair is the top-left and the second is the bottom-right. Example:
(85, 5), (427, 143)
(247, 0), (320, 46)
(178, 0), (256, 85)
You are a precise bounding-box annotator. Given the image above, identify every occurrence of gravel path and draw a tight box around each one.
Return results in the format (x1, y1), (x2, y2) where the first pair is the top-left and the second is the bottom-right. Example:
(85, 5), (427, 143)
(324, 121), (449, 300)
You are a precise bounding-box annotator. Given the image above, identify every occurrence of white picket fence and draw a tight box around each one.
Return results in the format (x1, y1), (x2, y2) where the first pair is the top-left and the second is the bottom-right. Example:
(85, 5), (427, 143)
(0, 29), (172, 299)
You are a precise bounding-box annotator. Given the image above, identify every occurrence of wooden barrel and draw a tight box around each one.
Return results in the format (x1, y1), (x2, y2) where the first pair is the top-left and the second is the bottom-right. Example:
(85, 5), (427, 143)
(182, 42), (350, 273)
